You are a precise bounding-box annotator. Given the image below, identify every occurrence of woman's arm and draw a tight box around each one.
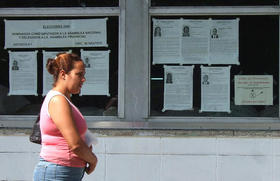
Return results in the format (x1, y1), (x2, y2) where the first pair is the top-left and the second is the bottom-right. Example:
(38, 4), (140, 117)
(49, 95), (97, 174)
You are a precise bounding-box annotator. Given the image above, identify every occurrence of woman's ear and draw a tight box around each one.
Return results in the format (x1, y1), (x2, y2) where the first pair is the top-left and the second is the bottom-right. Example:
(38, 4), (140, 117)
(59, 70), (66, 80)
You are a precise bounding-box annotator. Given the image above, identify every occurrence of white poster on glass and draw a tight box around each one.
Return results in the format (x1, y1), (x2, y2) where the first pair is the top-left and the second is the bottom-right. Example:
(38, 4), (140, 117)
(8, 51), (38, 95)
(200, 66), (231, 112)
(152, 19), (182, 64)
(181, 19), (210, 64)
(163, 65), (194, 111)
(235, 75), (273, 105)
(209, 19), (239, 65)
(5, 18), (108, 49)
(42, 50), (71, 95)
(80, 50), (110, 96)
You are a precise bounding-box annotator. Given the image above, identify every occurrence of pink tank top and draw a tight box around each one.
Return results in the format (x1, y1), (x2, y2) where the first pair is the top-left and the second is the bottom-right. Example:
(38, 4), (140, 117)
(40, 90), (87, 167)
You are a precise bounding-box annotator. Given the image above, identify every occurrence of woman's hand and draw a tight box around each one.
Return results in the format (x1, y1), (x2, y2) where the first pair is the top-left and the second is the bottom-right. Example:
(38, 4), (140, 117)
(85, 153), (98, 175)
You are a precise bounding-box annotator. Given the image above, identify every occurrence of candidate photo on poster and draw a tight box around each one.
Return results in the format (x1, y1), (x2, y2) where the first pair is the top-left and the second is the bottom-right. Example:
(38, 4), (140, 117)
(154, 26), (162, 37)
(211, 28), (219, 39)
(182, 25), (190, 37)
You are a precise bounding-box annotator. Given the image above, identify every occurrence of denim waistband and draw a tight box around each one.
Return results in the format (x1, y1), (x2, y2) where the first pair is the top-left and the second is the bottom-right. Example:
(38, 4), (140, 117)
(34, 158), (85, 181)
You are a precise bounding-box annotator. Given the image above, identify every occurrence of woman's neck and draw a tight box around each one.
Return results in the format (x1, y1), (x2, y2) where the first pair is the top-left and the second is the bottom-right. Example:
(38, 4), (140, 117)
(52, 86), (71, 100)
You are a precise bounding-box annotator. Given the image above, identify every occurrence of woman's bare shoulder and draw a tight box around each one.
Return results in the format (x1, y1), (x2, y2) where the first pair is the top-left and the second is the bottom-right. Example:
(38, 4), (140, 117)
(49, 95), (70, 109)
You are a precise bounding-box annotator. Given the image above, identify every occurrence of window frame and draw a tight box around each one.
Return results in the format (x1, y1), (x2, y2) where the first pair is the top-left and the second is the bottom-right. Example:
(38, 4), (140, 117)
(0, 5), (126, 126)
(1, 2), (280, 130)
(147, 3), (280, 129)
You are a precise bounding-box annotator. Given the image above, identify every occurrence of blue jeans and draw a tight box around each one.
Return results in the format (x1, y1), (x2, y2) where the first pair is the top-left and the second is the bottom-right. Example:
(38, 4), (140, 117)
(33, 158), (85, 181)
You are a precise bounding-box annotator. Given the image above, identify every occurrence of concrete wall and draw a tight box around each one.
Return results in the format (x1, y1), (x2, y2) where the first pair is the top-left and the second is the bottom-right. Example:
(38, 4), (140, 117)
(1, 135), (280, 181)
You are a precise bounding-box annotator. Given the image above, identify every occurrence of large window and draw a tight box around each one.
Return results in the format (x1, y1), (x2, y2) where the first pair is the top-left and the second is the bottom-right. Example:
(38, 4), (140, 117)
(150, 11), (279, 118)
(0, 16), (119, 116)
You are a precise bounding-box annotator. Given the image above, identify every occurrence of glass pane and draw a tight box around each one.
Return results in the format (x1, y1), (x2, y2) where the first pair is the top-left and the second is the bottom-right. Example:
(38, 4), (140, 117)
(151, 0), (278, 6)
(0, 16), (119, 116)
(0, 0), (118, 8)
(150, 15), (279, 117)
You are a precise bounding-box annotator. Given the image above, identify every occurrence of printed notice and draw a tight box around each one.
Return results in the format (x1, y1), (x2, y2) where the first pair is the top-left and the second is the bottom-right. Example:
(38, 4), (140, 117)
(9, 51), (38, 95)
(152, 18), (239, 65)
(235, 75), (273, 105)
(200, 66), (231, 112)
(181, 19), (209, 64)
(5, 18), (107, 48)
(80, 50), (110, 96)
(163, 65), (194, 111)
(209, 19), (239, 65)
(153, 19), (182, 64)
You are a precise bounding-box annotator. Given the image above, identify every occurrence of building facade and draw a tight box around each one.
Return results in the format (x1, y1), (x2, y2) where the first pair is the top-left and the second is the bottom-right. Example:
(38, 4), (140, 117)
(0, 1), (280, 180)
